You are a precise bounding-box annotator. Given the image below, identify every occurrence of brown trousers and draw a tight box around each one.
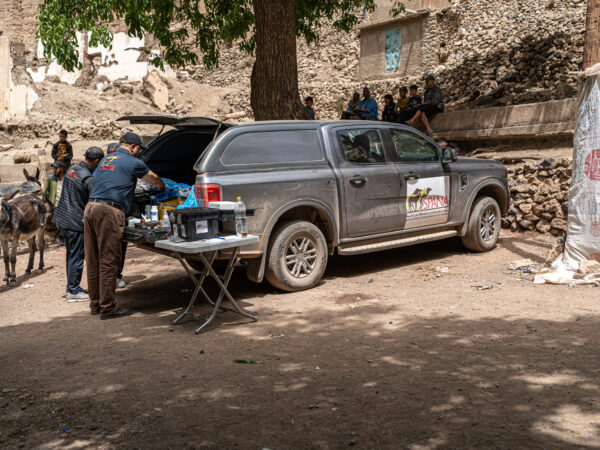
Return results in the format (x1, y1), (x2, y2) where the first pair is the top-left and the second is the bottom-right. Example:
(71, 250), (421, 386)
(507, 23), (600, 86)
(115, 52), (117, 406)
(84, 202), (125, 315)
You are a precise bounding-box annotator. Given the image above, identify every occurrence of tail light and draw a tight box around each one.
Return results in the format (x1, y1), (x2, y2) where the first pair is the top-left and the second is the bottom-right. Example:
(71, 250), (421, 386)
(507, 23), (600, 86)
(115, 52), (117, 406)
(195, 184), (222, 206)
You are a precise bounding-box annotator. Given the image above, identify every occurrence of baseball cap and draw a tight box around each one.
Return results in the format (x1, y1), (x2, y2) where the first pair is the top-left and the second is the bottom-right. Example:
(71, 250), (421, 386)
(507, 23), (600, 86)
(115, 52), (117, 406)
(84, 146), (105, 160)
(425, 74), (436, 81)
(51, 161), (65, 168)
(106, 142), (119, 154)
(120, 132), (147, 150)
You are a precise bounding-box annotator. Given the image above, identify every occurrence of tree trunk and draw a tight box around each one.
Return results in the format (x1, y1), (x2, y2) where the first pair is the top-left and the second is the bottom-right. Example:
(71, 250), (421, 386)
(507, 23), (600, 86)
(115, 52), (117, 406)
(251, 0), (304, 120)
(584, 0), (600, 69)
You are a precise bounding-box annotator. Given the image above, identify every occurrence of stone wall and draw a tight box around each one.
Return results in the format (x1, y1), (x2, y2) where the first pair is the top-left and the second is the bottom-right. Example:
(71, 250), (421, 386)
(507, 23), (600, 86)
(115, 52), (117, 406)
(504, 158), (571, 235)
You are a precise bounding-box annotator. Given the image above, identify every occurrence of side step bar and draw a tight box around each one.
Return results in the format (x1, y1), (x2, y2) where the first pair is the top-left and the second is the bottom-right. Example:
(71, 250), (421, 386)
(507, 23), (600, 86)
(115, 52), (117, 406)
(338, 230), (458, 256)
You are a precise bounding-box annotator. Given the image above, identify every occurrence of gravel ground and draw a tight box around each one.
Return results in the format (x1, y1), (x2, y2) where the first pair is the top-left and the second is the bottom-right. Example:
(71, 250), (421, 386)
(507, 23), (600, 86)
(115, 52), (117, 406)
(1, 231), (599, 449)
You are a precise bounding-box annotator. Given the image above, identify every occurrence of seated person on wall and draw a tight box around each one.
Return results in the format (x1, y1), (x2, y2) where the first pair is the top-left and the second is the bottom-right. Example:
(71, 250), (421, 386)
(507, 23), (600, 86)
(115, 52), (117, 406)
(342, 92), (361, 119)
(353, 87), (378, 121)
(303, 96), (316, 120)
(381, 94), (399, 122)
(401, 84), (423, 123)
(395, 86), (411, 122)
(407, 75), (445, 135)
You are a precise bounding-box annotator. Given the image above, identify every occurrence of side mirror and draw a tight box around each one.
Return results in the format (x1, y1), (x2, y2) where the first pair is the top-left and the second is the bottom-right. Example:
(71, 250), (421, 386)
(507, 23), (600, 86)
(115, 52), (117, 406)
(442, 147), (457, 163)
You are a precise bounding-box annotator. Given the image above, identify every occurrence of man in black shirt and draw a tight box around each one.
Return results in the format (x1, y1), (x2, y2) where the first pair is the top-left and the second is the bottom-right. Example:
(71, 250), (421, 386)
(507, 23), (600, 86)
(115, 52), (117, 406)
(51, 129), (74, 167)
(53, 147), (104, 302)
(407, 75), (445, 135)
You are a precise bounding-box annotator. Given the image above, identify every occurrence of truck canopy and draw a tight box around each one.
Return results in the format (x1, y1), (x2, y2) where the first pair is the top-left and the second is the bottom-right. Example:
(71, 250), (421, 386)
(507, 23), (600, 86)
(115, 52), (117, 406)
(116, 115), (234, 185)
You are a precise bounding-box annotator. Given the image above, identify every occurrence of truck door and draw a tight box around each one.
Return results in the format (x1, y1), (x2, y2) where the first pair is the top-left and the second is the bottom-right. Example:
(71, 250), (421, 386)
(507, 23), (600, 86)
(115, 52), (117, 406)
(387, 128), (450, 230)
(335, 127), (401, 237)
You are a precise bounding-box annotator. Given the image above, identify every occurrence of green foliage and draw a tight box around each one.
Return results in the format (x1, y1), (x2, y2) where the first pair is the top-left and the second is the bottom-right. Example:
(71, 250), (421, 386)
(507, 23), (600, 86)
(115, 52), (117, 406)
(37, 0), (405, 72)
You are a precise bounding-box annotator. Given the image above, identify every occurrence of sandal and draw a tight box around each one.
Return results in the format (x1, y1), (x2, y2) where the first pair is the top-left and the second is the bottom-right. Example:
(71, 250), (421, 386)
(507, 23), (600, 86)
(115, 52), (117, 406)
(427, 130), (436, 135)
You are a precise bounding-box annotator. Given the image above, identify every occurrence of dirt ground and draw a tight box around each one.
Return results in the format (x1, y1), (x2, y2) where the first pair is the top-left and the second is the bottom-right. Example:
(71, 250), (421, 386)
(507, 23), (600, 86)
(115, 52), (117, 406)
(1, 231), (599, 449)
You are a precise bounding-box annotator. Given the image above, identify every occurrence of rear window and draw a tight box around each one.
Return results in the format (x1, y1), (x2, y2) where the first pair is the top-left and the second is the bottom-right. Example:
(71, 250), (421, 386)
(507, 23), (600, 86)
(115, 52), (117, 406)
(220, 130), (323, 166)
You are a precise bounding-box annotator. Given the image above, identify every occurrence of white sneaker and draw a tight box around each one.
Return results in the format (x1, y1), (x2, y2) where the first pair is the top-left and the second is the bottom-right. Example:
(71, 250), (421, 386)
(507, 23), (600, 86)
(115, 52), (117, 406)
(116, 278), (127, 289)
(66, 291), (90, 302)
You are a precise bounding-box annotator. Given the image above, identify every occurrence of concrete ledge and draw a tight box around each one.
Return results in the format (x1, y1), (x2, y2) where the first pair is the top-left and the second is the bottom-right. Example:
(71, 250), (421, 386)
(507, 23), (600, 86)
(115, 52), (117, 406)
(430, 98), (577, 142)
(0, 163), (38, 184)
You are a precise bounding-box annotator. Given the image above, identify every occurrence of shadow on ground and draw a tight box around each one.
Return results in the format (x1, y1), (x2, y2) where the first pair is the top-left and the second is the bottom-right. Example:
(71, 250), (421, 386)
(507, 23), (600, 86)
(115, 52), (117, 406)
(2, 234), (589, 448)
(2, 300), (598, 447)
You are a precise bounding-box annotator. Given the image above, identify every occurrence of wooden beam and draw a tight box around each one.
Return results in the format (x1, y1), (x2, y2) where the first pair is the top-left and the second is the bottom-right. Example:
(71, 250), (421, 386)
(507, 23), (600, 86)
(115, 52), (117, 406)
(584, 0), (600, 69)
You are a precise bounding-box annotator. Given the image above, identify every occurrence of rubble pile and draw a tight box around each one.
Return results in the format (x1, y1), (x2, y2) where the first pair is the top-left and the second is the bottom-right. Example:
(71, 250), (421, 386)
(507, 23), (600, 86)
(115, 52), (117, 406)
(504, 157), (571, 235)
(188, 0), (585, 120)
(434, 0), (585, 109)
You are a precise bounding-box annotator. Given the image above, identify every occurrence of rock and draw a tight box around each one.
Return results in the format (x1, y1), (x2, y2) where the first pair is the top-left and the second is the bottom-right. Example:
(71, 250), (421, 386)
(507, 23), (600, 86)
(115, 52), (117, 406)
(0, 144), (14, 152)
(536, 219), (552, 233)
(119, 84), (134, 95)
(551, 217), (567, 231)
(223, 111), (247, 120)
(519, 203), (533, 214)
(13, 152), (31, 164)
(142, 71), (169, 110)
(519, 220), (534, 230)
(538, 157), (558, 170)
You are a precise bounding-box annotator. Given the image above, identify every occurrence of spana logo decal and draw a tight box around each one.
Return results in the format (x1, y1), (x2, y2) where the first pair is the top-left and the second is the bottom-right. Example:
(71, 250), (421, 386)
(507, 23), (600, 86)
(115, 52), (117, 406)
(407, 187), (449, 212)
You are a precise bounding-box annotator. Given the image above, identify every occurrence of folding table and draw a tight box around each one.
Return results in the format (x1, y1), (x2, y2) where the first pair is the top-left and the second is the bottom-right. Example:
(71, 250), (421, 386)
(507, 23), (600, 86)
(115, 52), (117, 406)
(155, 235), (259, 333)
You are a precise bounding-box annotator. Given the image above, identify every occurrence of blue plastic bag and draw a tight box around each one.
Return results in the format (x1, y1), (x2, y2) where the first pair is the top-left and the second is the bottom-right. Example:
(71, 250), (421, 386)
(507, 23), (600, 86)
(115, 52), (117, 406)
(177, 189), (201, 209)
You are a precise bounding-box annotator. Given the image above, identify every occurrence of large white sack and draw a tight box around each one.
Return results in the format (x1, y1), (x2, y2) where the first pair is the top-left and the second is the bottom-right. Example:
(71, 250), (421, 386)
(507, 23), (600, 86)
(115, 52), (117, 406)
(535, 69), (600, 285)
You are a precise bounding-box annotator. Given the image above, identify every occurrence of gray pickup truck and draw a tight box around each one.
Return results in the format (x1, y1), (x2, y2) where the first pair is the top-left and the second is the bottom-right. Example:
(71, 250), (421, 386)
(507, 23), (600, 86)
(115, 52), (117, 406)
(122, 116), (509, 292)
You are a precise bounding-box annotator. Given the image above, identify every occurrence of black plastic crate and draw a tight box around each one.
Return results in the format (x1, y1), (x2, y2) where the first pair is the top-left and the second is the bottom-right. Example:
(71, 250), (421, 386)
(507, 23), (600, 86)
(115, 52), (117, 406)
(169, 207), (219, 241)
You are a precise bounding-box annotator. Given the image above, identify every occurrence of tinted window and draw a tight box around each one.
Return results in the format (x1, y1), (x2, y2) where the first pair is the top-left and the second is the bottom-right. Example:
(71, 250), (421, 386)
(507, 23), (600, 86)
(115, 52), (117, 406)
(221, 130), (323, 166)
(390, 129), (439, 162)
(338, 129), (385, 164)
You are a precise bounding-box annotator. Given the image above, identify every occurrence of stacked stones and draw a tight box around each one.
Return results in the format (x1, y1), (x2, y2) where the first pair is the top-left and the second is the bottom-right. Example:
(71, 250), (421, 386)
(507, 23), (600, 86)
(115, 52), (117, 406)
(434, 0), (585, 109)
(503, 157), (571, 235)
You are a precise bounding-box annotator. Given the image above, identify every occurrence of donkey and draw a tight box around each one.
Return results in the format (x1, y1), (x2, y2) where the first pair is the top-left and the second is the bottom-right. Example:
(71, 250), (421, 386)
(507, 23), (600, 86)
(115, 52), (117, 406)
(0, 191), (46, 284)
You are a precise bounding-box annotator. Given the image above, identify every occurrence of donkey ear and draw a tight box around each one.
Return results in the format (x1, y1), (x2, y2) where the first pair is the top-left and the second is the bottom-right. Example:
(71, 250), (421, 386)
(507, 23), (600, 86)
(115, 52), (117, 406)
(23, 168), (30, 179)
(35, 168), (40, 180)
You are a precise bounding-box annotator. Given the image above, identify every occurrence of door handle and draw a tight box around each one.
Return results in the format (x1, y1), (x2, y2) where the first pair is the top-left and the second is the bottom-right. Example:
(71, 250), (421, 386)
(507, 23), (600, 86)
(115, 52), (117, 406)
(349, 175), (366, 187)
(404, 172), (419, 180)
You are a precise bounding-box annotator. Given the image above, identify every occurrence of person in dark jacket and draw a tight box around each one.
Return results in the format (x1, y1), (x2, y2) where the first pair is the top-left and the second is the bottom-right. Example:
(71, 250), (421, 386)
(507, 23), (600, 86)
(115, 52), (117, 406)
(303, 96), (316, 120)
(407, 75), (445, 135)
(52, 147), (104, 301)
(51, 129), (74, 167)
(381, 94), (399, 122)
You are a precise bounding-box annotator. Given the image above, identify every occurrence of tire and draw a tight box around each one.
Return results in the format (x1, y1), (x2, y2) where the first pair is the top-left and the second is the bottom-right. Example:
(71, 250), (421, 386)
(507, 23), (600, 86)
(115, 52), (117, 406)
(265, 220), (328, 292)
(461, 196), (501, 252)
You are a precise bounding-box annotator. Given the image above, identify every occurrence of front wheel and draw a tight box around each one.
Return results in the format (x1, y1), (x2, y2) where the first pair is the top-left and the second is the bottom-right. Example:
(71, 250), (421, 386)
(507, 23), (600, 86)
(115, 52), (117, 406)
(461, 196), (501, 252)
(265, 220), (328, 292)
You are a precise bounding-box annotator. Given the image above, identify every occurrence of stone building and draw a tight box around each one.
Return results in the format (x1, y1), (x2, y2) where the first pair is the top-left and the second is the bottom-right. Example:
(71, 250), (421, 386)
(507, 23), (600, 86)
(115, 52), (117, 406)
(358, 0), (448, 79)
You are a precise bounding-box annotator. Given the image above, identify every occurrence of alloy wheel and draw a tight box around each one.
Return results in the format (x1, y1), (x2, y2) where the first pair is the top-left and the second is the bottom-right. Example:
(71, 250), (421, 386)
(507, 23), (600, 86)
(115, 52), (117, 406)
(285, 236), (318, 278)
(480, 207), (497, 241)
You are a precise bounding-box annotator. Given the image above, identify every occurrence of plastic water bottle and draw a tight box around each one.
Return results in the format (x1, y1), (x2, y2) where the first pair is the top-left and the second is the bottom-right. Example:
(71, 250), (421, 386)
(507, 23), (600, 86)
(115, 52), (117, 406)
(150, 205), (159, 222)
(161, 211), (170, 228)
(235, 196), (247, 238)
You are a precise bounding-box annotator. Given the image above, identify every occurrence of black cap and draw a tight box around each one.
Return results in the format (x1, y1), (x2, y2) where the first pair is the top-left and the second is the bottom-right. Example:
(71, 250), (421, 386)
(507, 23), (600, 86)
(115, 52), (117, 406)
(84, 146), (105, 160)
(425, 74), (436, 81)
(120, 132), (147, 150)
(51, 160), (65, 168)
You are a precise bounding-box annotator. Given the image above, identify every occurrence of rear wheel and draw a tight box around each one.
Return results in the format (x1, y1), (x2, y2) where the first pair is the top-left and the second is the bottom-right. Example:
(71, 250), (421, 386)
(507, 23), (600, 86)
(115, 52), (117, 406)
(265, 220), (328, 292)
(461, 196), (501, 252)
